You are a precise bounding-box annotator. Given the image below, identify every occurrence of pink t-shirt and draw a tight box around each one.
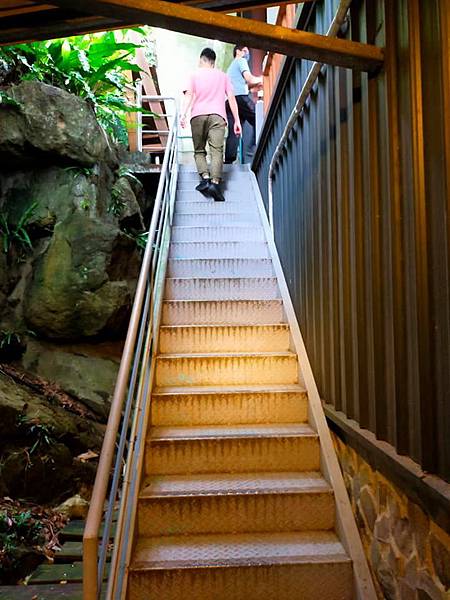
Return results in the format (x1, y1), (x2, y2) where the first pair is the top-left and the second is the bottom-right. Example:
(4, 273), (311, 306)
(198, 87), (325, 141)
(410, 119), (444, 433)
(185, 68), (233, 122)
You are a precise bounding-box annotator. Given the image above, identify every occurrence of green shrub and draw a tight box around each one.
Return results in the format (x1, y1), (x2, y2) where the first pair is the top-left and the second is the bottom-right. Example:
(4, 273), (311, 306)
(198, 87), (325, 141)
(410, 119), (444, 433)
(0, 29), (156, 144)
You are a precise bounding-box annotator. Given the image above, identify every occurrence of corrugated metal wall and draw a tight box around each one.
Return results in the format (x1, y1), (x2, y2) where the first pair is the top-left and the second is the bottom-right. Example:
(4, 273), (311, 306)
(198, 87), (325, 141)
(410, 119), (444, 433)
(254, 0), (450, 481)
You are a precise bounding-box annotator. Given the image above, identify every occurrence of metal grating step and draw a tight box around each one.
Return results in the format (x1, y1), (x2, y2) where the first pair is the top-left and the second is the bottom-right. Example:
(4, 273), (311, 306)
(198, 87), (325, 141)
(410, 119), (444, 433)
(164, 277), (280, 301)
(169, 241), (270, 259)
(171, 226), (266, 242)
(146, 423), (319, 475)
(154, 351), (298, 387)
(138, 471), (334, 536)
(167, 258), (274, 278)
(161, 299), (285, 325)
(151, 384), (308, 426)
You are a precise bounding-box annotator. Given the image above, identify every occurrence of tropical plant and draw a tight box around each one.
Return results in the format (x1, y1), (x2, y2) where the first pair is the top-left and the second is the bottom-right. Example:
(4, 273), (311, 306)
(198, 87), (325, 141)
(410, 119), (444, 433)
(0, 202), (37, 254)
(0, 29), (155, 144)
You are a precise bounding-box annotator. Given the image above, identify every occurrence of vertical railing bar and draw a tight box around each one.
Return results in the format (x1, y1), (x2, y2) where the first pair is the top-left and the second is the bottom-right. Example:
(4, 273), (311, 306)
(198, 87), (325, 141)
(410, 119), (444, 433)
(96, 281), (152, 593)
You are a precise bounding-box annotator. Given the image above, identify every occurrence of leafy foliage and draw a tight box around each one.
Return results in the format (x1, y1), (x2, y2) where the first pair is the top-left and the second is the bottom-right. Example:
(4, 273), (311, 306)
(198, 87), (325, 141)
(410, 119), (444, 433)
(0, 90), (21, 109)
(0, 29), (156, 144)
(0, 202), (37, 254)
(0, 498), (65, 585)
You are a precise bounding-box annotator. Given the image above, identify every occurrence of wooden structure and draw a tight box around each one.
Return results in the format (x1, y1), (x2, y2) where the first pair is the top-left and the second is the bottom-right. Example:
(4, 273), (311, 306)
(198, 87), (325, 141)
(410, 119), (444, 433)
(262, 4), (296, 112)
(0, 0), (383, 71)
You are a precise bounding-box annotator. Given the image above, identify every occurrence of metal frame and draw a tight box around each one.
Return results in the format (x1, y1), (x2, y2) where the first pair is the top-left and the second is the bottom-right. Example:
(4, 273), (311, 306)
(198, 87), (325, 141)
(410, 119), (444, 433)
(249, 168), (378, 600)
(83, 96), (178, 600)
(267, 0), (352, 231)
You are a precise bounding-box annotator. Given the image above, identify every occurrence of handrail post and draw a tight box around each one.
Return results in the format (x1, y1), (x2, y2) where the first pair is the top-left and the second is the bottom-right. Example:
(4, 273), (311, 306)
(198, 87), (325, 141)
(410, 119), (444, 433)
(84, 537), (99, 600)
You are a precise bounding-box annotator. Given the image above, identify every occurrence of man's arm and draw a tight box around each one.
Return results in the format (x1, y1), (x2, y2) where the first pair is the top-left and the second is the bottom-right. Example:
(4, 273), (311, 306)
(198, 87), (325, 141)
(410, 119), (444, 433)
(180, 90), (193, 128)
(243, 70), (263, 89)
(227, 94), (242, 136)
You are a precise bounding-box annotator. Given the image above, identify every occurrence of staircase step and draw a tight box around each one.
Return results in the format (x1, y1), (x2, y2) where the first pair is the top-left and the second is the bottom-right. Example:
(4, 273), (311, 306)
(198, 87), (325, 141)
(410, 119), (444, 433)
(155, 352), (298, 387)
(162, 299), (285, 325)
(159, 324), (290, 353)
(175, 200), (257, 213)
(129, 531), (352, 600)
(173, 213), (260, 227)
(146, 424), (319, 475)
(167, 258), (274, 278)
(151, 384), (308, 426)
(165, 277), (280, 301)
(171, 226), (266, 242)
(138, 472), (334, 536)
(169, 241), (270, 259)
(176, 187), (250, 197)
(178, 172), (248, 184)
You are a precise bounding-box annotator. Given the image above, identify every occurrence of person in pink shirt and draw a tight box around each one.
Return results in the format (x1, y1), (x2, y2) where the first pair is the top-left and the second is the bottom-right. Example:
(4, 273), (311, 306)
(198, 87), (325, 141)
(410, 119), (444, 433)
(181, 47), (242, 202)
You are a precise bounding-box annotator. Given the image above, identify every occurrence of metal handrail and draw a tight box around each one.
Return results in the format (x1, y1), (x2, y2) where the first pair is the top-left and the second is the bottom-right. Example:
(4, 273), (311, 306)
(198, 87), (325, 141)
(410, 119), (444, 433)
(83, 95), (178, 600)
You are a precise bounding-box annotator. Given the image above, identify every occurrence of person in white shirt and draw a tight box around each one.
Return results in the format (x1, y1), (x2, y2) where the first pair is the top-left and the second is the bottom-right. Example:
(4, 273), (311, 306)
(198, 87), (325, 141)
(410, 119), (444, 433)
(225, 45), (262, 164)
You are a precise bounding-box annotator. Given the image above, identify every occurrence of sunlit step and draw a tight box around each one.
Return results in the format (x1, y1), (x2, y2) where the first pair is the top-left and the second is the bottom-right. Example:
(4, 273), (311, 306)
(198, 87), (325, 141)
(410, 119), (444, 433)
(167, 258), (274, 278)
(171, 226), (266, 242)
(155, 351), (298, 387)
(129, 531), (352, 600)
(146, 424), (320, 475)
(164, 277), (280, 301)
(138, 472), (334, 537)
(161, 299), (285, 325)
(151, 384), (308, 426)
(159, 324), (290, 354)
(173, 212), (261, 227)
(175, 199), (257, 211)
(169, 241), (270, 259)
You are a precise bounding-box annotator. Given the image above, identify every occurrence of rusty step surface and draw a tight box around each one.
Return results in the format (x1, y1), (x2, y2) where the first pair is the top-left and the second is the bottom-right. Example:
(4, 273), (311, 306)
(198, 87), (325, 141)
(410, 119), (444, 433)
(151, 384), (308, 426)
(158, 324), (290, 353)
(138, 471), (334, 537)
(161, 299), (285, 326)
(154, 351), (298, 387)
(146, 424), (320, 475)
(129, 531), (352, 600)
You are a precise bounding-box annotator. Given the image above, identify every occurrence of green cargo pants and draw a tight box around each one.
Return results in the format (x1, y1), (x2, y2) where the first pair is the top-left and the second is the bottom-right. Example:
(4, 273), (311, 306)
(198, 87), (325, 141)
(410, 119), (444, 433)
(190, 114), (226, 181)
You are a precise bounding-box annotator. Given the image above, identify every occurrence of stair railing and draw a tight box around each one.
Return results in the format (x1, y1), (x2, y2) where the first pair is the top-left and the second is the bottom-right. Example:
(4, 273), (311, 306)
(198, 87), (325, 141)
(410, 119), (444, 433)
(83, 96), (178, 600)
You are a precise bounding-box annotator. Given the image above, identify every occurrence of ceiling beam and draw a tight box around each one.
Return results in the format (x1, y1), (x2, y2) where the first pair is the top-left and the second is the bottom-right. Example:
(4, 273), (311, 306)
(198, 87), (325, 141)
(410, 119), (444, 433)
(0, 11), (135, 45)
(48, 0), (384, 71)
(189, 0), (314, 13)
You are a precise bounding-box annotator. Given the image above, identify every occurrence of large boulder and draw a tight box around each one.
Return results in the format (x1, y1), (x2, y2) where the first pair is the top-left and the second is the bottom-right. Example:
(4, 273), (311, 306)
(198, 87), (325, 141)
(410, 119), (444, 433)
(0, 81), (113, 167)
(22, 340), (119, 418)
(0, 372), (104, 502)
(23, 211), (140, 340)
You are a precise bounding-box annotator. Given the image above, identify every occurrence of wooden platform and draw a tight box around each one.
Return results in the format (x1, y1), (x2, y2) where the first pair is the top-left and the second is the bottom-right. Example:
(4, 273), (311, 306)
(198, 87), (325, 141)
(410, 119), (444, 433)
(0, 517), (113, 598)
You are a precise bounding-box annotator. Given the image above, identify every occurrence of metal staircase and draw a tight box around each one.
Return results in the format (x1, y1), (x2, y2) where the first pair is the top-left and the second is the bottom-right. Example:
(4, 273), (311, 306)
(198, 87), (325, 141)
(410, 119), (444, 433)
(82, 104), (376, 598)
(126, 164), (355, 599)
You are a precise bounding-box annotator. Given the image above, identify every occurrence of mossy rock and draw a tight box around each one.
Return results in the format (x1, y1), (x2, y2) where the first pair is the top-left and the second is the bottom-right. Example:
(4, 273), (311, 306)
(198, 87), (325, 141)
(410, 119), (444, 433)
(0, 81), (113, 167)
(23, 211), (140, 340)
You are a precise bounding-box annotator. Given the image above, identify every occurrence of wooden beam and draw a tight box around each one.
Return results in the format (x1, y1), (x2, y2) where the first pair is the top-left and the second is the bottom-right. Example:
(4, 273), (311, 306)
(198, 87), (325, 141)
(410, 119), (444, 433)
(0, 11), (135, 45)
(48, 0), (384, 71)
(188, 0), (313, 13)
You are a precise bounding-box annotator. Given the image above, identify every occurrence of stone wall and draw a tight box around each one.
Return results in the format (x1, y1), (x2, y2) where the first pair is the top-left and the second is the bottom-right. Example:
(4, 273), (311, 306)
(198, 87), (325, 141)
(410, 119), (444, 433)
(333, 434), (450, 600)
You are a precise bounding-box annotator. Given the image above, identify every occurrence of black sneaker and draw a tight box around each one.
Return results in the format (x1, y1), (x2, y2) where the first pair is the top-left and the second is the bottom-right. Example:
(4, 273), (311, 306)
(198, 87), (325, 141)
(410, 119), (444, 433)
(195, 178), (210, 195)
(208, 182), (225, 202)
